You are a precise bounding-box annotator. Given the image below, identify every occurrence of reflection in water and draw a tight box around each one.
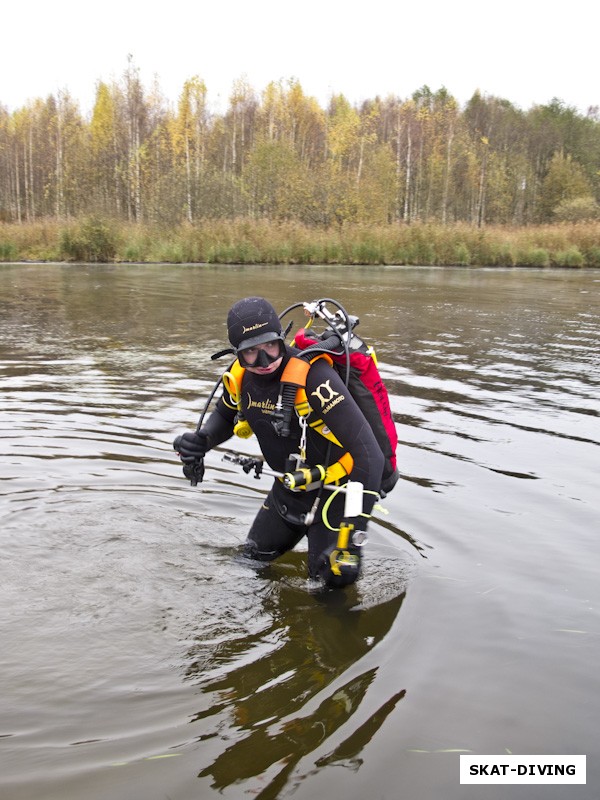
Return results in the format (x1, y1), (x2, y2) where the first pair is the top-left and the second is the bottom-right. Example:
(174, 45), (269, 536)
(314, 686), (406, 770)
(201, 671), (405, 799)
(184, 563), (406, 794)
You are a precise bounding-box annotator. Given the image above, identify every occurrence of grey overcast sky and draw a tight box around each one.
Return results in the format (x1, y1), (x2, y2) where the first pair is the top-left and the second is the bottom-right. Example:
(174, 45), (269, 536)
(3, 0), (598, 116)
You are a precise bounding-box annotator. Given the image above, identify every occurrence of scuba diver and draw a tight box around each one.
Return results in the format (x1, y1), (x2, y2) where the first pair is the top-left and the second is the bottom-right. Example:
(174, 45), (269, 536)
(174, 296), (397, 589)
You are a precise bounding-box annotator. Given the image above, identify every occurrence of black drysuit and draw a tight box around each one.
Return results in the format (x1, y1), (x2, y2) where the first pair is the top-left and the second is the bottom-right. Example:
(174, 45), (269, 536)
(201, 347), (385, 582)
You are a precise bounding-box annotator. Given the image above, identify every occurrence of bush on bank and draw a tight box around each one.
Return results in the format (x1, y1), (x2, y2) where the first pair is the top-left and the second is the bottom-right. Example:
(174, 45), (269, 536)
(1, 218), (599, 267)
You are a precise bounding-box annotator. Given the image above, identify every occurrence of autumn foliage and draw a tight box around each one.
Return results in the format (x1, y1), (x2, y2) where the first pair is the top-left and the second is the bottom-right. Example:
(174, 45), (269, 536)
(1, 62), (600, 264)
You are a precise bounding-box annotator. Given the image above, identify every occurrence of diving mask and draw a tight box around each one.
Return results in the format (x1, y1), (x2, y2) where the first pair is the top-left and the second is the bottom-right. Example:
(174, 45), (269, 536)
(237, 339), (284, 368)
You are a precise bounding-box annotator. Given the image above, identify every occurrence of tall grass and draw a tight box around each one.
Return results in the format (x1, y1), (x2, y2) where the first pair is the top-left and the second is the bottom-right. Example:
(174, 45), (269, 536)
(1, 217), (599, 267)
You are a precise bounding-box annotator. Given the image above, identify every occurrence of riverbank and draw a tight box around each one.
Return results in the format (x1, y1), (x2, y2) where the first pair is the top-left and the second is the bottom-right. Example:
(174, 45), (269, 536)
(2, 218), (600, 267)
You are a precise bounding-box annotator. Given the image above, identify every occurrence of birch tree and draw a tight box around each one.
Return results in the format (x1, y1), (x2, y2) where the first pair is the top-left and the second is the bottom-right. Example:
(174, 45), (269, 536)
(173, 77), (208, 222)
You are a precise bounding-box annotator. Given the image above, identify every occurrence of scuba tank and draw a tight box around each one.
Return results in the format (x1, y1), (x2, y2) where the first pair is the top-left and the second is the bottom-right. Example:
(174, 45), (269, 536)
(278, 299), (399, 493)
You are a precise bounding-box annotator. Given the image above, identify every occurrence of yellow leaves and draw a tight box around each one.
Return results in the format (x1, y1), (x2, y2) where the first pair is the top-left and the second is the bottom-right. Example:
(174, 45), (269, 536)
(327, 94), (360, 164)
(176, 77), (207, 137)
(170, 77), (208, 165)
(90, 82), (117, 154)
(251, 79), (327, 174)
(178, 77), (207, 122)
(229, 76), (255, 108)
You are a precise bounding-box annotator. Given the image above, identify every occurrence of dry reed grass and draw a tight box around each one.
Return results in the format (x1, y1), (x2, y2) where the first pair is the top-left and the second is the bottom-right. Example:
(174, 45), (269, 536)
(1, 218), (599, 267)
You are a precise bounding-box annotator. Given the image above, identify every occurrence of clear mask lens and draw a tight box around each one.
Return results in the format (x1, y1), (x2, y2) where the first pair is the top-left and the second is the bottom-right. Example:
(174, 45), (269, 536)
(238, 339), (283, 368)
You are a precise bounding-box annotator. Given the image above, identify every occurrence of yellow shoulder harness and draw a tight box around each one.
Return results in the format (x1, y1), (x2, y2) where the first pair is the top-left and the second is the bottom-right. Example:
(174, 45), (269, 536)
(221, 354), (354, 484)
(222, 360), (252, 438)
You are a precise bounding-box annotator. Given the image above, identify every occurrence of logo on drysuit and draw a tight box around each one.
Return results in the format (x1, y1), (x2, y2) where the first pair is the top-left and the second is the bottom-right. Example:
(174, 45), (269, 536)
(246, 393), (277, 413)
(310, 380), (345, 414)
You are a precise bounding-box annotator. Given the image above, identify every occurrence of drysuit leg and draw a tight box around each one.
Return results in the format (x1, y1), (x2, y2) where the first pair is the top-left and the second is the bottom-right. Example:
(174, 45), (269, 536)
(244, 482), (363, 588)
(243, 485), (306, 562)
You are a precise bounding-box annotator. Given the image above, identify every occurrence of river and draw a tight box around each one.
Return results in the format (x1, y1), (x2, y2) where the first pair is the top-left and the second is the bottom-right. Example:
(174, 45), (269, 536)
(1, 263), (599, 799)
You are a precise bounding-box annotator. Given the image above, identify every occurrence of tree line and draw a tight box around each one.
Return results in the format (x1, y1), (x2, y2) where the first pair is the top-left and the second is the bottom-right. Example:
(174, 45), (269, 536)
(1, 59), (599, 228)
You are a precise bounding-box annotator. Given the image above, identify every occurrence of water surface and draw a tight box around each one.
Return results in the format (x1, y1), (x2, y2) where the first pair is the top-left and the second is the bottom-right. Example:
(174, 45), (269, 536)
(1, 263), (599, 799)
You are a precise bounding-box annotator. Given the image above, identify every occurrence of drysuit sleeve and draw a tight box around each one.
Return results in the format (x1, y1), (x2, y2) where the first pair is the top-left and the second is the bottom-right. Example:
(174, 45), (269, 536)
(201, 396), (236, 451)
(305, 359), (384, 501)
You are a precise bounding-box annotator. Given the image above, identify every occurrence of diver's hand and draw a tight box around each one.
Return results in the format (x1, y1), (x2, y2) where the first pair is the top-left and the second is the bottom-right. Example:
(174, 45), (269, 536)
(173, 431), (208, 463)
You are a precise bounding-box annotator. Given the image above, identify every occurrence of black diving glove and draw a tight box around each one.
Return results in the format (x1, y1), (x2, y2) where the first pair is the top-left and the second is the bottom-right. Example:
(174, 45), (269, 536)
(173, 431), (208, 485)
(173, 431), (208, 464)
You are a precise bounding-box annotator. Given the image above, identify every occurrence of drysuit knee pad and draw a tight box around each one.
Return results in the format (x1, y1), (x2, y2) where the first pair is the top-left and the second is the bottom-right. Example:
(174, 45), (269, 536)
(242, 538), (281, 563)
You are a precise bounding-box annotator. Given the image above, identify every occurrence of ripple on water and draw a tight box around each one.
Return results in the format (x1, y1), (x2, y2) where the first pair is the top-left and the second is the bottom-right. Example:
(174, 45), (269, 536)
(2, 264), (599, 799)
(2, 488), (414, 779)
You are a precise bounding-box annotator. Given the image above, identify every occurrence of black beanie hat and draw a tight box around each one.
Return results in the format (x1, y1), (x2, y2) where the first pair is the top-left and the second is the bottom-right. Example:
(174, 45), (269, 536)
(227, 297), (283, 351)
